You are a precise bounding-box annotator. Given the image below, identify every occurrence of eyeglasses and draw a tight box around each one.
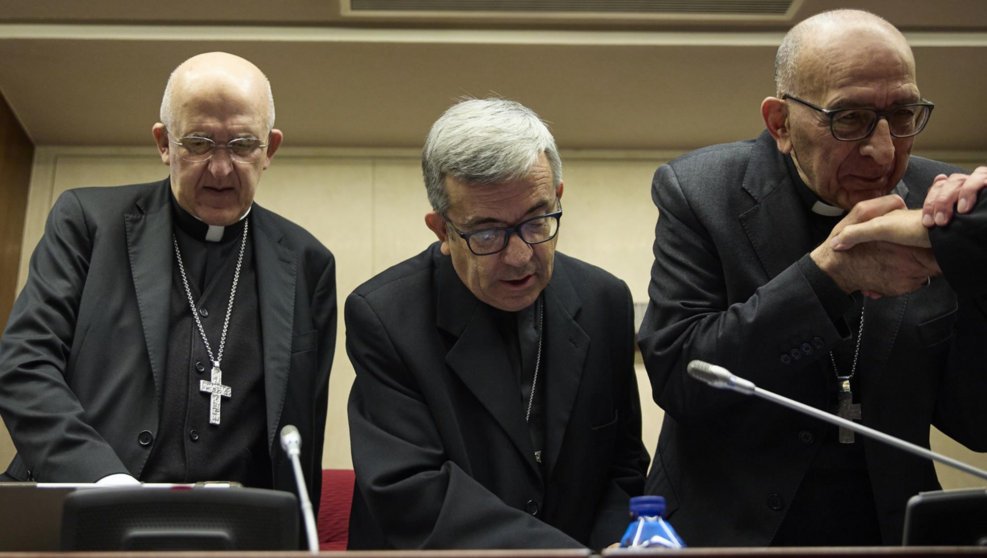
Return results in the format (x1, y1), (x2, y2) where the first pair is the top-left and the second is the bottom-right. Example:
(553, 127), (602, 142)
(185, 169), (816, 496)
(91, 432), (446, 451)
(782, 94), (934, 142)
(443, 201), (563, 256)
(169, 133), (269, 164)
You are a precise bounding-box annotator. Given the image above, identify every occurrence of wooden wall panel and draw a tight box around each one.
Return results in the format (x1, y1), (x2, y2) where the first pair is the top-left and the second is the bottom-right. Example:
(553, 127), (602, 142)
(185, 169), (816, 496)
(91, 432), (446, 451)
(0, 91), (33, 330)
(0, 90), (34, 473)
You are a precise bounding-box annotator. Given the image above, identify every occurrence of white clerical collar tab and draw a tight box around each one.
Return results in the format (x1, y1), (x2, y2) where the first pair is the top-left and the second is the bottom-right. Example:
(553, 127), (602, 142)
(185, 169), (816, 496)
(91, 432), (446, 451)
(811, 201), (845, 217)
(205, 225), (224, 242)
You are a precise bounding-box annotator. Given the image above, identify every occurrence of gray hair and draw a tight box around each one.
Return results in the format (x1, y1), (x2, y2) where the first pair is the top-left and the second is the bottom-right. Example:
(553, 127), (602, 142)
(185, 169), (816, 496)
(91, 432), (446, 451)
(422, 98), (562, 213)
(159, 66), (276, 134)
(775, 9), (901, 97)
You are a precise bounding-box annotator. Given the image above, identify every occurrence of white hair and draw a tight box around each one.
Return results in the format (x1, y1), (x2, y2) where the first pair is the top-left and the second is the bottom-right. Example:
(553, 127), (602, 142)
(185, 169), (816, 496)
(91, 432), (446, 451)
(422, 98), (562, 213)
(159, 65), (276, 133)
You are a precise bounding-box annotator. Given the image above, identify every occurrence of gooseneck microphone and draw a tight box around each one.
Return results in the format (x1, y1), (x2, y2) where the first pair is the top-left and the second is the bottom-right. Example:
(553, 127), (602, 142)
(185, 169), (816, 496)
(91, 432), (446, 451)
(686, 360), (987, 482)
(280, 425), (319, 553)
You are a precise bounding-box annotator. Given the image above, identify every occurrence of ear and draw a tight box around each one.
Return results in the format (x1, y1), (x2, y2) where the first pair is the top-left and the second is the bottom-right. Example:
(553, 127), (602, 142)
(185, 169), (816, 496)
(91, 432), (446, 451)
(262, 129), (284, 170)
(152, 123), (171, 165)
(424, 211), (451, 255)
(761, 96), (794, 154)
(556, 181), (564, 201)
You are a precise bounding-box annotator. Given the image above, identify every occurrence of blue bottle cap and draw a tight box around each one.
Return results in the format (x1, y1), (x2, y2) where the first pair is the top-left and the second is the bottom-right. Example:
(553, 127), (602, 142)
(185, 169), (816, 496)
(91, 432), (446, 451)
(629, 495), (665, 517)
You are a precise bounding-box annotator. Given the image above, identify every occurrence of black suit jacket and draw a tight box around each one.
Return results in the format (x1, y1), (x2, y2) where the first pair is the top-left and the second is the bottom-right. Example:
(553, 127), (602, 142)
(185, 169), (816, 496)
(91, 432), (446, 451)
(0, 179), (336, 509)
(346, 244), (649, 549)
(638, 131), (987, 545)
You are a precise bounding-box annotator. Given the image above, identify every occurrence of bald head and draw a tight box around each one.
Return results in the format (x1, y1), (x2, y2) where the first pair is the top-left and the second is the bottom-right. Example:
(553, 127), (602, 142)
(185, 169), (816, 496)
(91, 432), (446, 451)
(775, 10), (915, 98)
(160, 52), (275, 134)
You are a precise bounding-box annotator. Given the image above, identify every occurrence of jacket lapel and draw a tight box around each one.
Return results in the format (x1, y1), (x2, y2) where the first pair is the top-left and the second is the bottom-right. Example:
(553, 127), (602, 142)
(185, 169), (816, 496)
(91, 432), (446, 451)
(738, 132), (815, 279)
(540, 258), (589, 480)
(124, 180), (173, 398)
(436, 252), (540, 475)
(251, 207), (297, 452)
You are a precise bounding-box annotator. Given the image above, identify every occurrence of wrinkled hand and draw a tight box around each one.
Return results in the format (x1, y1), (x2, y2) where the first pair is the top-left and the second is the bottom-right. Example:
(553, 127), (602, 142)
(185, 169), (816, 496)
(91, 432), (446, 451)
(830, 209), (930, 250)
(812, 195), (941, 298)
(922, 166), (987, 227)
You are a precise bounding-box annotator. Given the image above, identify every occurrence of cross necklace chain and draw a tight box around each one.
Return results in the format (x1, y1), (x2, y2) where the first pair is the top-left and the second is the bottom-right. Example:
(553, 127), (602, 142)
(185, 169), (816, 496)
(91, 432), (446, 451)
(830, 301), (865, 443)
(172, 218), (249, 426)
(526, 300), (543, 463)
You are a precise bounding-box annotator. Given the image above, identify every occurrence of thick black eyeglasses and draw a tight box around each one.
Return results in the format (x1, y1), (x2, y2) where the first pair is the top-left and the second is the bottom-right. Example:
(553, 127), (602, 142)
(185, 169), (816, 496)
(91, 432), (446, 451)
(443, 201), (563, 256)
(782, 94), (934, 142)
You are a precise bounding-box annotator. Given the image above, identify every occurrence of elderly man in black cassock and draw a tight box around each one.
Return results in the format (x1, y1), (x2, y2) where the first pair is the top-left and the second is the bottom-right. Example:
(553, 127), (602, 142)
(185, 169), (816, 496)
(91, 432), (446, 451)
(0, 53), (336, 511)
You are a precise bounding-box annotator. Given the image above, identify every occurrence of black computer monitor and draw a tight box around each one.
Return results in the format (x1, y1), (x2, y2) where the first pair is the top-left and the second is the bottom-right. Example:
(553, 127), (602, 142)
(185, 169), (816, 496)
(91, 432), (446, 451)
(60, 486), (299, 551)
(903, 488), (987, 546)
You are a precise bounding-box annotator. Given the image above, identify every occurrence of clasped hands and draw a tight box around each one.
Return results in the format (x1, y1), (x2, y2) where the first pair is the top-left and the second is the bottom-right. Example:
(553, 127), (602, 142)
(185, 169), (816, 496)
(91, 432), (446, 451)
(812, 167), (987, 299)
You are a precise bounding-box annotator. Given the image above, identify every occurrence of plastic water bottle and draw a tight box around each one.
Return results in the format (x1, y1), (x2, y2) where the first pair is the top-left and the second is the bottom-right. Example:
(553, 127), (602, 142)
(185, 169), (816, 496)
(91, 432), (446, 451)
(619, 495), (685, 549)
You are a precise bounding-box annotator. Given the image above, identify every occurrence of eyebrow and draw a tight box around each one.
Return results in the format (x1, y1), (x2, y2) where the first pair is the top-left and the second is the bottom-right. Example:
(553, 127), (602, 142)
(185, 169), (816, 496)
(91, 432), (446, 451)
(827, 96), (923, 111)
(461, 199), (554, 229)
(182, 131), (261, 140)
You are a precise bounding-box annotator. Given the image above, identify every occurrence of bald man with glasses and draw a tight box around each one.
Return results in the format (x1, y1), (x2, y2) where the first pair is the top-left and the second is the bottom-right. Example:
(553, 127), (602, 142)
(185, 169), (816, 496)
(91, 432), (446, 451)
(0, 53), (336, 515)
(638, 9), (987, 548)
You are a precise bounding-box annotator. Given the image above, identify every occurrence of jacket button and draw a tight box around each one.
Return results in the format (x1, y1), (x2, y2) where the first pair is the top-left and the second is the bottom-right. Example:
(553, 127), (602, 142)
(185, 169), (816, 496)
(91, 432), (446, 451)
(812, 336), (825, 349)
(138, 430), (154, 447)
(189, 430), (200, 442)
(800, 343), (813, 356)
(525, 500), (539, 516)
(195, 361), (206, 373)
(767, 493), (784, 511)
(789, 349), (802, 361)
(780, 354), (791, 365)
(199, 307), (209, 318)
(799, 430), (815, 445)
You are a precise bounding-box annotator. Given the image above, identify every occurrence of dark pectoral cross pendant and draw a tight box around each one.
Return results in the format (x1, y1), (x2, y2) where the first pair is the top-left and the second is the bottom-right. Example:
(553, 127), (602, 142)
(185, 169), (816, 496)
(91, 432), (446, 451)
(835, 377), (861, 443)
(199, 361), (232, 425)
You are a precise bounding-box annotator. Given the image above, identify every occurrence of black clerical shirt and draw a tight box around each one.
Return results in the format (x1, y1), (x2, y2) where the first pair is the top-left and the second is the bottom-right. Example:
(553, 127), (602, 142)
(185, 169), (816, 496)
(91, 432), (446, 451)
(490, 296), (547, 477)
(141, 195), (270, 487)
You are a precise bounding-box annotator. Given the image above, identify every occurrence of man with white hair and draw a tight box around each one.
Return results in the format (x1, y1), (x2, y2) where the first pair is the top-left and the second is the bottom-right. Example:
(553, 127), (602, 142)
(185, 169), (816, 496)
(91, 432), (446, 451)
(347, 98), (649, 549)
(639, 9), (987, 547)
(0, 53), (336, 511)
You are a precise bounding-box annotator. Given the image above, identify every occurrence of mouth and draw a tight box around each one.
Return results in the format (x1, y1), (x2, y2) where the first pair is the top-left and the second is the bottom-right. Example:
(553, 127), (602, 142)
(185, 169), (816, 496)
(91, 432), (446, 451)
(500, 274), (535, 290)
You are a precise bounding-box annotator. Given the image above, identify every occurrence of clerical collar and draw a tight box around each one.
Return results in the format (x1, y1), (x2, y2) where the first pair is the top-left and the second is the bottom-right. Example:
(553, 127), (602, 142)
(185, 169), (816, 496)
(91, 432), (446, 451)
(170, 191), (250, 243)
(784, 154), (846, 217)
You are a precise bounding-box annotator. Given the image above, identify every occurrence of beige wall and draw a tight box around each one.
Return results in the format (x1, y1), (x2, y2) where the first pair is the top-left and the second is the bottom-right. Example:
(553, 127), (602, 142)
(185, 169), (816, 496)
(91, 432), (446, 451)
(3, 146), (987, 491)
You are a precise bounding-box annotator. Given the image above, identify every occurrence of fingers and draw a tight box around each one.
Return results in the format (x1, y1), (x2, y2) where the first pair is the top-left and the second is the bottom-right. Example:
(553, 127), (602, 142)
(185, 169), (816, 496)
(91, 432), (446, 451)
(832, 243), (940, 298)
(957, 166), (987, 215)
(921, 174), (948, 227)
(921, 167), (987, 227)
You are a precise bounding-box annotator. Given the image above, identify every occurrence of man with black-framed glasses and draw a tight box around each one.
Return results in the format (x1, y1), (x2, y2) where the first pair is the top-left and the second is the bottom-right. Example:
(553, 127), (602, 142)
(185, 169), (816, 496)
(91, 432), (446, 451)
(639, 9), (987, 548)
(0, 53), (336, 518)
(347, 98), (649, 550)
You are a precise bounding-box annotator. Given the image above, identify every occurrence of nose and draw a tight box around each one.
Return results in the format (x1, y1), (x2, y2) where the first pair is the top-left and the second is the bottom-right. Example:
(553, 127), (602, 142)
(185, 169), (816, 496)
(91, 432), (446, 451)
(859, 118), (895, 166)
(500, 231), (533, 268)
(206, 146), (235, 177)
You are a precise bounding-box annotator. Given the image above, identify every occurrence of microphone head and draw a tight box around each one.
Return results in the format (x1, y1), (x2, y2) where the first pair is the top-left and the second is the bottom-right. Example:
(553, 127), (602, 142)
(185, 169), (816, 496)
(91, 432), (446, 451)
(687, 360), (755, 395)
(687, 360), (728, 387)
(280, 424), (301, 453)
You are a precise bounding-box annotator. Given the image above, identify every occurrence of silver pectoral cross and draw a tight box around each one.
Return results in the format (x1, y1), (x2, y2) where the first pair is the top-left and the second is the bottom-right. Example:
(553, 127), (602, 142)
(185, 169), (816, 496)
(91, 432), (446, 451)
(835, 377), (861, 443)
(199, 361), (232, 425)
